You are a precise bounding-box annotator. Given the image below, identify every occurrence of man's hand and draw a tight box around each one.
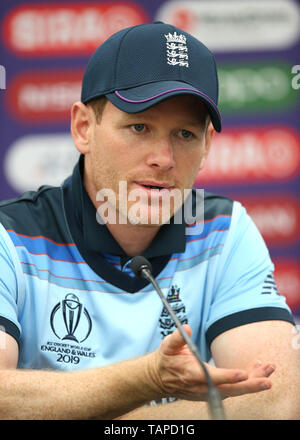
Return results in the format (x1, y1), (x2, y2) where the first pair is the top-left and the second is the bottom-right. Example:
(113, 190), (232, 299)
(151, 325), (275, 401)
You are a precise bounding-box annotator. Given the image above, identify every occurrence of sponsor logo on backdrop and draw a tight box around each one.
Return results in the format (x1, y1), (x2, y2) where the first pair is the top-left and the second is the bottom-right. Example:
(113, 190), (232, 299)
(195, 126), (300, 185)
(6, 70), (83, 123)
(4, 134), (79, 192)
(236, 195), (300, 247)
(7, 62), (299, 122)
(3, 3), (148, 56)
(274, 260), (300, 311)
(155, 0), (300, 51)
(219, 62), (299, 114)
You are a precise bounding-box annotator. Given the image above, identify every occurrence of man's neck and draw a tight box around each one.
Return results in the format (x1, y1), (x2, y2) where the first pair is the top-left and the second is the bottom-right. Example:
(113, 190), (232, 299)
(105, 222), (160, 256)
(83, 171), (160, 256)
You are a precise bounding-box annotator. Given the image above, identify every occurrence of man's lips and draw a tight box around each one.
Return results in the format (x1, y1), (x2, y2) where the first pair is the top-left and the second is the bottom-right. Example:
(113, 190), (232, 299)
(134, 180), (175, 191)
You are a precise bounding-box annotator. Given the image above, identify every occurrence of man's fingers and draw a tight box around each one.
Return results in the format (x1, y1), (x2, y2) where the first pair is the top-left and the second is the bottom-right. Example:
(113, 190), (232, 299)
(218, 377), (272, 399)
(248, 361), (276, 378)
(205, 359), (276, 389)
(216, 359), (275, 399)
(163, 325), (193, 353)
(207, 364), (249, 386)
(160, 328), (276, 402)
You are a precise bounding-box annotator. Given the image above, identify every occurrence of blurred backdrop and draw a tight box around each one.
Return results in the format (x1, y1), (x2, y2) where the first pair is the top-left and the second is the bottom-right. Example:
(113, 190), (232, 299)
(0, 0), (300, 321)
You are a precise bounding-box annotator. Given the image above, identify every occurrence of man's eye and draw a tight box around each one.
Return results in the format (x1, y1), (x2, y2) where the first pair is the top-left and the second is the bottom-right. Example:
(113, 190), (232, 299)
(131, 124), (146, 133)
(179, 129), (193, 139)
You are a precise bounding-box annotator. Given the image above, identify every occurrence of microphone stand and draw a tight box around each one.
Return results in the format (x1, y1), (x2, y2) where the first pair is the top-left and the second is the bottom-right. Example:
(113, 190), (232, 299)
(138, 263), (226, 420)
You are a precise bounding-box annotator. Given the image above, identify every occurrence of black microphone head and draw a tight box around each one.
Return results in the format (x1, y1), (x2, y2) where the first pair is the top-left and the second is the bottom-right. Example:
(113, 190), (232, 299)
(130, 256), (152, 279)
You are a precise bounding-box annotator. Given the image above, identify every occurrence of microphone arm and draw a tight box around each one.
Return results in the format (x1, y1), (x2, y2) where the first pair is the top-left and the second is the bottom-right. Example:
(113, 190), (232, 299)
(132, 258), (225, 420)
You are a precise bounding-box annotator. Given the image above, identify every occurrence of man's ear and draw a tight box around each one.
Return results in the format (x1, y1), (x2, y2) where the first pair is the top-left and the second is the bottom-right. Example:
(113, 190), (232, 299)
(71, 102), (93, 154)
(199, 122), (214, 170)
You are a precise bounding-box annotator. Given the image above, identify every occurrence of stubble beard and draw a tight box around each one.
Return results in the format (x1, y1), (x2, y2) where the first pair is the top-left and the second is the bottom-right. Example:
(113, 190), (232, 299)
(94, 176), (187, 227)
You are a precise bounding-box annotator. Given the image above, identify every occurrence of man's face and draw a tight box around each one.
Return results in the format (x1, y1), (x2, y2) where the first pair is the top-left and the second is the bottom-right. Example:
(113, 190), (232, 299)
(84, 95), (214, 226)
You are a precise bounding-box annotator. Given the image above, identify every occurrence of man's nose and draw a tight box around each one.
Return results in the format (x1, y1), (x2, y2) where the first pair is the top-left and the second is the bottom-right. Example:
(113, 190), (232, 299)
(146, 137), (175, 170)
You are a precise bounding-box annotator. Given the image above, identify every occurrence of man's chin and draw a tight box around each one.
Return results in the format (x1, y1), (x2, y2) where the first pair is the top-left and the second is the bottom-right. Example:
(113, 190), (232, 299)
(96, 196), (183, 227)
(126, 209), (173, 227)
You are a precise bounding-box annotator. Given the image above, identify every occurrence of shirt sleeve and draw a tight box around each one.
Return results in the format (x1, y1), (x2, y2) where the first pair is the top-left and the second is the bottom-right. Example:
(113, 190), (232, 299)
(205, 201), (295, 348)
(0, 223), (23, 343)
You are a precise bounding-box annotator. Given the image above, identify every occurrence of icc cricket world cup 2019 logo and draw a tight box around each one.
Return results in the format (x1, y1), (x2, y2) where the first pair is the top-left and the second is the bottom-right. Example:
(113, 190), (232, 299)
(50, 294), (92, 343)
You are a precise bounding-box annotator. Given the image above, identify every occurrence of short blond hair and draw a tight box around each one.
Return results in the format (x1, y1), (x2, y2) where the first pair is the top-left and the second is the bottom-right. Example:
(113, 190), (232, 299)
(86, 96), (108, 123)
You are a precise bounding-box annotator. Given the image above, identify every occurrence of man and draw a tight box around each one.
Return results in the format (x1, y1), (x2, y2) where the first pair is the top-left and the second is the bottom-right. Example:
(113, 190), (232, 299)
(0, 22), (298, 420)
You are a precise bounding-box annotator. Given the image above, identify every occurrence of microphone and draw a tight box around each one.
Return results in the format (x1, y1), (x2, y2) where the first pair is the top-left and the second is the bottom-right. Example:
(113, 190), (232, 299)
(130, 255), (225, 420)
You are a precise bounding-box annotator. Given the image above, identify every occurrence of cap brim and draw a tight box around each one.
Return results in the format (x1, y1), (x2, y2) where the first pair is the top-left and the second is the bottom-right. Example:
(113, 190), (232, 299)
(106, 81), (221, 132)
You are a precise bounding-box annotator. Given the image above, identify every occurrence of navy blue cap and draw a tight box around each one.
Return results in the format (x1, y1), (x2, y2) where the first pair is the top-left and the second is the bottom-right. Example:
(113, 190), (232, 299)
(81, 22), (221, 132)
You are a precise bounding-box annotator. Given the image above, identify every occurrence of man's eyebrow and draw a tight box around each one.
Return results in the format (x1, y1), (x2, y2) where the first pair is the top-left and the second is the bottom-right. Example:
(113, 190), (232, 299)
(121, 113), (205, 127)
(182, 120), (206, 128)
(121, 113), (154, 121)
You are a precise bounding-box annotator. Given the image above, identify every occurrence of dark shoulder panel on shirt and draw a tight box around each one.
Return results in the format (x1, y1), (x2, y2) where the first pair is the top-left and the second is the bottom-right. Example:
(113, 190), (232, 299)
(0, 185), (71, 243)
(203, 191), (234, 220)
